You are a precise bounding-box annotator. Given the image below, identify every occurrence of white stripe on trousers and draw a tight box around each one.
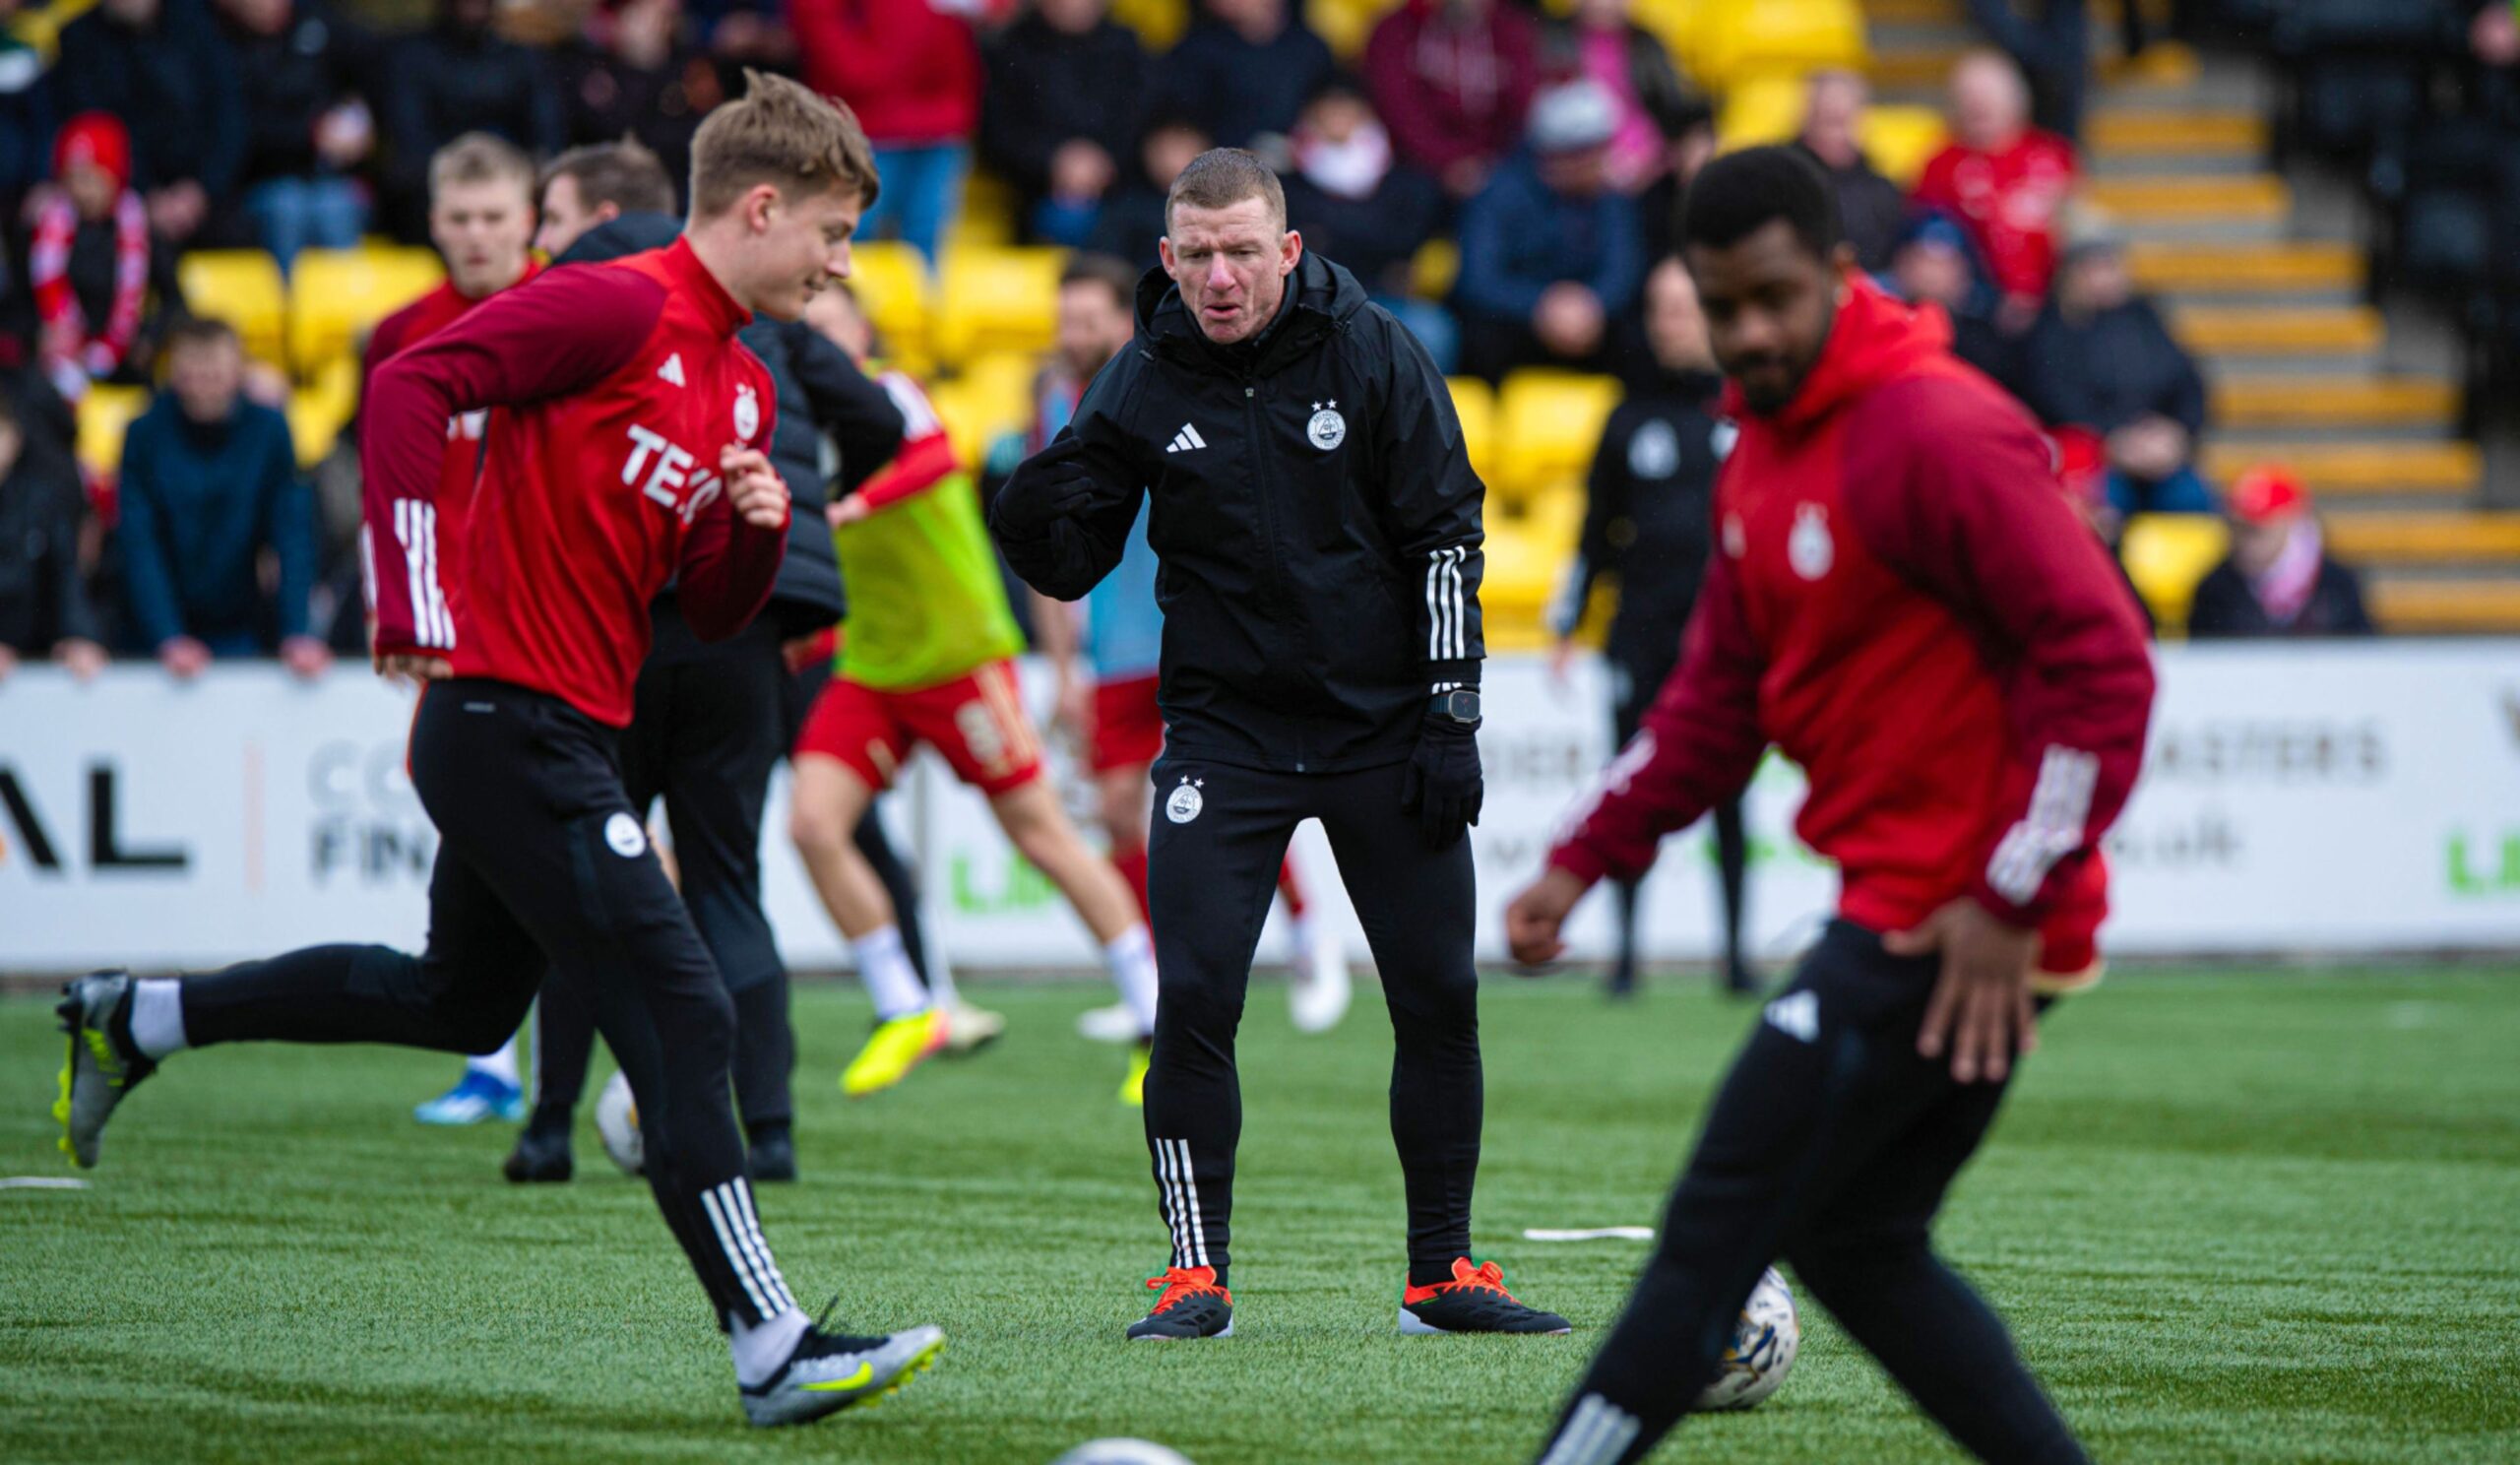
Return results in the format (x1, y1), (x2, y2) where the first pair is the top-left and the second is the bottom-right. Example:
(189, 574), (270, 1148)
(1539, 1393), (1641, 1465)
(1155, 1139), (1189, 1265)
(1157, 1138), (1209, 1268)
(699, 1183), (774, 1318)
(728, 1178), (797, 1314)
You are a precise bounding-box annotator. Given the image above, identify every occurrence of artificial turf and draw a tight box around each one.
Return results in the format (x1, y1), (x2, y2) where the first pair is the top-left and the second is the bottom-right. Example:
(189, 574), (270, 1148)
(3, 966), (2517, 1465)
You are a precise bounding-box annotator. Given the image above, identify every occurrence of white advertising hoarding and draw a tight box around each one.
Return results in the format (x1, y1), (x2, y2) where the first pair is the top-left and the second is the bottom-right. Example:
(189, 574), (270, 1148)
(3, 642), (2517, 972)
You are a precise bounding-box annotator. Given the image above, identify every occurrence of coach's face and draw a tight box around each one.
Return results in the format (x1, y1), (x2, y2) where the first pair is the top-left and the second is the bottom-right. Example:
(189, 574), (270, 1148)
(1161, 196), (1299, 346)
(1686, 220), (1853, 416)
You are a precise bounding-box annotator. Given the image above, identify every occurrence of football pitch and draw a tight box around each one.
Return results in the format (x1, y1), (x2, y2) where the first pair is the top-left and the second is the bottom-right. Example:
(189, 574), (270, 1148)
(4, 966), (2518, 1465)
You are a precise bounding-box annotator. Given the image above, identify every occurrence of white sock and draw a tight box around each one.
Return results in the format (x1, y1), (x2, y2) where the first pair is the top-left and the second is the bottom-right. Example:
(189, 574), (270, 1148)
(854, 926), (930, 1022)
(1286, 912), (1313, 965)
(728, 1305), (810, 1388)
(128, 979), (188, 1059)
(466, 1034), (521, 1087)
(1104, 924), (1159, 1037)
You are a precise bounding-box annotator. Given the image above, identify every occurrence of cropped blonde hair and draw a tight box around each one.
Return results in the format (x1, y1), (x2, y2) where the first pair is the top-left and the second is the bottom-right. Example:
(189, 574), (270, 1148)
(690, 70), (880, 219)
(429, 132), (536, 201)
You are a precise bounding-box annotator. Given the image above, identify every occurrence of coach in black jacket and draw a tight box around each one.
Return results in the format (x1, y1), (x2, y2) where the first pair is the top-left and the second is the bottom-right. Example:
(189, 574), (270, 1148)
(992, 149), (1568, 1341)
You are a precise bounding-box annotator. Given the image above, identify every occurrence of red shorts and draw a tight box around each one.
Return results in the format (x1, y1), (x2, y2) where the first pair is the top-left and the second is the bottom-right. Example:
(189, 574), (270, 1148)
(796, 660), (1043, 796)
(1090, 674), (1165, 775)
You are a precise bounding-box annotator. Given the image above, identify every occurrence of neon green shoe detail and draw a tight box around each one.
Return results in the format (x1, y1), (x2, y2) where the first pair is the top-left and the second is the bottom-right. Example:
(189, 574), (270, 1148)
(1119, 1044), (1150, 1108)
(54, 972), (154, 1170)
(840, 1010), (945, 1098)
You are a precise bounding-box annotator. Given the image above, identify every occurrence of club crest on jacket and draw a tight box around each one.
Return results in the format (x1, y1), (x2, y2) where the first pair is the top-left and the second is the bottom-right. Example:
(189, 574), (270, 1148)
(733, 382), (760, 443)
(1306, 401), (1346, 451)
(1790, 503), (1833, 581)
(1166, 777), (1205, 824)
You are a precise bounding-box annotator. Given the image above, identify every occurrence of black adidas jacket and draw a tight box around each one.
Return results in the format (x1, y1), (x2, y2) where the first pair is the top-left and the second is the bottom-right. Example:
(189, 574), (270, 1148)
(992, 252), (1484, 774)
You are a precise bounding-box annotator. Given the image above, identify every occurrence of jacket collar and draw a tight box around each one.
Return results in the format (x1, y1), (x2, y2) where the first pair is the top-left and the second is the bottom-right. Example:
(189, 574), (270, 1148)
(661, 235), (752, 339)
(1724, 269), (1950, 432)
(1136, 251), (1367, 377)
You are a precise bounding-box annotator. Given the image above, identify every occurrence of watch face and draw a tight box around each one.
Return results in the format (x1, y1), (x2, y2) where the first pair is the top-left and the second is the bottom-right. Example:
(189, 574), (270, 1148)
(1446, 690), (1481, 722)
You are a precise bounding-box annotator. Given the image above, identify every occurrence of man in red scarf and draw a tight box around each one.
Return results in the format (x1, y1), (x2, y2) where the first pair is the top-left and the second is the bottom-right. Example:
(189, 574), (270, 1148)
(29, 113), (180, 403)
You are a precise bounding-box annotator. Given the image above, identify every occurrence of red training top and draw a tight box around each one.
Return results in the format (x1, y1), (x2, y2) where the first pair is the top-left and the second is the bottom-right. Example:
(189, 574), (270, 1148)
(1546, 275), (2155, 977)
(359, 259), (542, 645)
(361, 239), (788, 727)
(1912, 128), (2078, 304)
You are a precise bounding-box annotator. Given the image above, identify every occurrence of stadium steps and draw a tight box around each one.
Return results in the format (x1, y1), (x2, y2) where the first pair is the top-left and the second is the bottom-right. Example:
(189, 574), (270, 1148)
(2169, 303), (2383, 358)
(2322, 511), (2520, 566)
(2200, 441), (2483, 497)
(2365, 578), (2520, 632)
(2210, 375), (2461, 433)
(1867, 39), (2197, 95)
(2127, 240), (2362, 296)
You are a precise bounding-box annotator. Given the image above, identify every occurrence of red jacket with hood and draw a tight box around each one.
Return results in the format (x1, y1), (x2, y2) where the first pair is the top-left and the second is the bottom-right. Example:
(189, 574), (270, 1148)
(1545, 275), (2154, 980)
(790, 0), (981, 148)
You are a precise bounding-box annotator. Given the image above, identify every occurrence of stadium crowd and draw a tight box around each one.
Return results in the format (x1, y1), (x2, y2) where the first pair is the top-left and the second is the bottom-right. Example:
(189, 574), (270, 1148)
(11, 0), (2498, 686)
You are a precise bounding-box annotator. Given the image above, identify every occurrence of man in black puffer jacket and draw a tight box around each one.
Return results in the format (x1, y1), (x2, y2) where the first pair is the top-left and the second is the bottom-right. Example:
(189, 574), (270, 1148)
(992, 148), (1568, 1343)
(500, 142), (934, 1186)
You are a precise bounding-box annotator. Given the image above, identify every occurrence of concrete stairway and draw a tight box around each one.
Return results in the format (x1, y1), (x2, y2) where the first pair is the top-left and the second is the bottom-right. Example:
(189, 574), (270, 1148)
(1859, 0), (2520, 633)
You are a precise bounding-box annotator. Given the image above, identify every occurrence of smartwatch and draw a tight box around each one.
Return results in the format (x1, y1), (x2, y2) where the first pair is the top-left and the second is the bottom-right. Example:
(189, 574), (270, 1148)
(1433, 688), (1481, 725)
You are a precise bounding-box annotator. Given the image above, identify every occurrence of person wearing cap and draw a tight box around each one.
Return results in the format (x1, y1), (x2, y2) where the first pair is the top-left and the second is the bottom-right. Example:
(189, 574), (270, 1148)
(2022, 229), (2213, 518)
(26, 112), (187, 403)
(1883, 210), (2025, 396)
(1453, 78), (1644, 381)
(2187, 465), (2376, 639)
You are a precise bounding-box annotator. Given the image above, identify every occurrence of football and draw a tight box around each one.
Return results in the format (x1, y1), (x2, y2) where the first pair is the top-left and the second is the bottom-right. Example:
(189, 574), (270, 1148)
(1048, 1440), (1195, 1465)
(594, 1069), (643, 1176)
(1694, 1267), (1800, 1412)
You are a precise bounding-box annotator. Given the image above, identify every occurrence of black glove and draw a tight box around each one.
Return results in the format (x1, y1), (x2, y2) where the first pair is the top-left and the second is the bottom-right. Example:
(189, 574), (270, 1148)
(993, 439), (1099, 540)
(1400, 710), (1482, 850)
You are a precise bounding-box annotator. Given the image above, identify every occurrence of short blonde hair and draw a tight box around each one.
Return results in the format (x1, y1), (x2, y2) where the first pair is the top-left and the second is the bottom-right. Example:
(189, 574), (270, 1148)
(429, 132), (536, 202)
(690, 70), (880, 219)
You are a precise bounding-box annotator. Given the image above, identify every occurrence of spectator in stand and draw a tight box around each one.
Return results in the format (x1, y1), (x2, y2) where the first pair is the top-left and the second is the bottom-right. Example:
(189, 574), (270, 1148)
(1912, 49), (2076, 329)
(1796, 70), (1906, 273)
(1538, 0), (1693, 196)
(1280, 73), (1453, 369)
(1150, 0), (1333, 150)
(1633, 86), (1717, 263)
(1548, 256), (1751, 999)
(0, 0), (57, 212)
(2023, 233), (2213, 517)
(114, 315), (323, 679)
(1363, 0), (1537, 202)
(0, 393), (106, 680)
(378, 0), (562, 241)
(52, 0), (243, 246)
(555, 0), (720, 200)
(1453, 79), (1642, 381)
(791, 0), (979, 261)
(1884, 210), (2023, 395)
(1091, 112), (1208, 268)
(2188, 464), (2376, 639)
(26, 113), (186, 403)
(981, 0), (1146, 248)
(683, 0), (794, 78)
(216, 0), (378, 271)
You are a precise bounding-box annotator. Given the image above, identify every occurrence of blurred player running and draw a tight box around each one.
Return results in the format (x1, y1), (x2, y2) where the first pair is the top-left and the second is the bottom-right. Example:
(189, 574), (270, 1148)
(788, 283), (1161, 1103)
(54, 75), (943, 1427)
(1509, 147), (2150, 1465)
(368, 134), (546, 1127)
(1018, 254), (1351, 1043)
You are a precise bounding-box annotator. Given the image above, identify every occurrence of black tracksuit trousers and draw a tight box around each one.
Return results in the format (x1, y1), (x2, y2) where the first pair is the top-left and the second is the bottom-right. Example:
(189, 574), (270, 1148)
(1529, 921), (2088, 1465)
(529, 608), (932, 1137)
(178, 678), (797, 1329)
(1143, 753), (1480, 1284)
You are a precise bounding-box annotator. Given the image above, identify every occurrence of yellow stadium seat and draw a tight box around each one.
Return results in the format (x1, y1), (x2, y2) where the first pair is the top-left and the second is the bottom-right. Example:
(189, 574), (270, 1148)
(1496, 369), (1618, 504)
(1718, 72), (1809, 151)
(179, 250), (287, 368)
(288, 246), (443, 379)
(923, 377), (1036, 477)
(1860, 105), (1948, 188)
(287, 389), (350, 469)
(2118, 512), (2230, 635)
(960, 350), (1042, 422)
(850, 241), (933, 375)
(1634, 0), (1714, 84)
(1526, 479), (1586, 552)
(76, 384), (151, 478)
(1480, 515), (1559, 650)
(1107, 0), (1188, 51)
(1308, 0), (1387, 60)
(933, 246), (1066, 369)
(950, 169), (1020, 251)
(1410, 238), (1459, 301)
(1445, 375), (1497, 487)
(1690, 0), (1867, 93)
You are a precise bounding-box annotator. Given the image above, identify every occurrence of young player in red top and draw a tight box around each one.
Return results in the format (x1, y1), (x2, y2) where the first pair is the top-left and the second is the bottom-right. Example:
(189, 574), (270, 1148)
(370, 133), (549, 1130)
(54, 74), (945, 1429)
(1511, 148), (2151, 1465)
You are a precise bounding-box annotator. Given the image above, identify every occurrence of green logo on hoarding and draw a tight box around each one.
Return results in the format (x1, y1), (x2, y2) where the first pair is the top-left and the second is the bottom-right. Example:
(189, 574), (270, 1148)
(2446, 830), (2520, 897)
(952, 852), (1061, 915)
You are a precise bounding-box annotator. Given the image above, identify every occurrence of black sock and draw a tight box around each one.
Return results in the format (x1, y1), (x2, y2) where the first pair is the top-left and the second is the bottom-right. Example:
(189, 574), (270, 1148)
(1408, 1260), (1460, 1288)
(524, 1100), (572, 1139)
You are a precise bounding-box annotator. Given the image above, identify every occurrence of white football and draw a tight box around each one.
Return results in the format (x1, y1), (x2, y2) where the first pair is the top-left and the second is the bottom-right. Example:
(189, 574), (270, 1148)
(1049, 1441), (1195, 1465)
(595, 1069), (644, 1176)
(1694, 1267), (1799, 1411)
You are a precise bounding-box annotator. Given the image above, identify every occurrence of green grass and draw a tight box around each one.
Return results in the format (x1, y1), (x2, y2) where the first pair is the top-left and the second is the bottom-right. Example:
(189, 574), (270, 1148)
(5, 968), (2519, 1465)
